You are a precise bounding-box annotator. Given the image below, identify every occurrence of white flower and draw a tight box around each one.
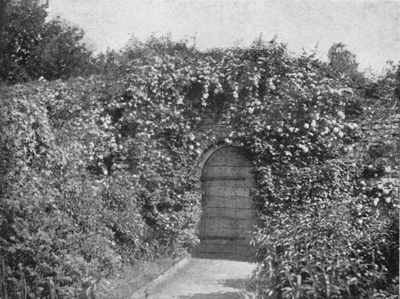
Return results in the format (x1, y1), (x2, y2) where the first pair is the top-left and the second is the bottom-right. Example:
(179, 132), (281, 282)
(310, 120), (317, 128)
(224, 138), (232, 145)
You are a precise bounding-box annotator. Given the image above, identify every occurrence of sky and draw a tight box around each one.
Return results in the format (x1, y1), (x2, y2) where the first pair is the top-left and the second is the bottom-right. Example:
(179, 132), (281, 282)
(47, 0), (400, 75)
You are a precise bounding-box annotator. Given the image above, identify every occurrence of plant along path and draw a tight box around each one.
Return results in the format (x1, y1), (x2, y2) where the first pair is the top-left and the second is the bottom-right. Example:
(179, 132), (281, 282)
(133, 258), (256, 299)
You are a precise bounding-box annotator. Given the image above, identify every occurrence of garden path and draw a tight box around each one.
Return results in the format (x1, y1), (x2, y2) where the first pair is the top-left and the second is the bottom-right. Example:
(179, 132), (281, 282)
(131, 257), (256, 299)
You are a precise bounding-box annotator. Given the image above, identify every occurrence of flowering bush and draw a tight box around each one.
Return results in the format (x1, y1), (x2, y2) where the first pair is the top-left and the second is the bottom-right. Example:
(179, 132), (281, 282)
(229, 43), (398, 298)
(1, 37), (398, 298)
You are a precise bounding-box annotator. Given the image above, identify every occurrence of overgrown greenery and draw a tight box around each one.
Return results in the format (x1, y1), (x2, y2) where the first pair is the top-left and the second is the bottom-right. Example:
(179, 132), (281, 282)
(0, 20), (398, 299)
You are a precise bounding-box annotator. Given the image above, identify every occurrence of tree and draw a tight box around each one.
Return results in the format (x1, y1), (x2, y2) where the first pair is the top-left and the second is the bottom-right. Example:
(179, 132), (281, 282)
(0, 0), (9, 86)
(0, 0), (10, 51)
(0, 0), (93, 83)
(394, 63), (400, 102)
(30, 17), (94, 80)
(328, 42), (363, 85)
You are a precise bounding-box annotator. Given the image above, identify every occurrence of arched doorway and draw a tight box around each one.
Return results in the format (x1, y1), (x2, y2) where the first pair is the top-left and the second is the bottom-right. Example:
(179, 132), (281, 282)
(196, 146), (257, 259)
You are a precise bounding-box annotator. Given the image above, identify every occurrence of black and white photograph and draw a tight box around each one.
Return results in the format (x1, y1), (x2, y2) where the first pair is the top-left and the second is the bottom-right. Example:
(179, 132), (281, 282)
(0, 1), (399, 298)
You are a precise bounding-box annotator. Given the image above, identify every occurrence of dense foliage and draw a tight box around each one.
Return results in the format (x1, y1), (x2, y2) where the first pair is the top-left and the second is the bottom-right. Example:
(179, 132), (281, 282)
(0, 35), (398, 298)
(0, 0), (93, 84)
(0, 74), (202, 298)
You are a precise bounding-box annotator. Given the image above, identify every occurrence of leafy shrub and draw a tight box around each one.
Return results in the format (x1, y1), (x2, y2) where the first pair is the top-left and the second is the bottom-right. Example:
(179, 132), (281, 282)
(1, 36), (398, 299)
(251, 162), (398, 298)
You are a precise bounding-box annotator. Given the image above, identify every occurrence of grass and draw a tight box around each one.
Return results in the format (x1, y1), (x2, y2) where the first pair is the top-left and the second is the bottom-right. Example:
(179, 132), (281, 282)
(93, 256), (186, 299)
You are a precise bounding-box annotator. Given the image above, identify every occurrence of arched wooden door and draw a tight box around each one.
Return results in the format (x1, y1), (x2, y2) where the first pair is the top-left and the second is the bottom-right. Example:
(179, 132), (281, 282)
(197, 146), (257, 259)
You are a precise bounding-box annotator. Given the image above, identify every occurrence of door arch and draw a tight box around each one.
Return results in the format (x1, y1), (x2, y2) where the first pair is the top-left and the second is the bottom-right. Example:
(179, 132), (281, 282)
(196, 146), (257, 259)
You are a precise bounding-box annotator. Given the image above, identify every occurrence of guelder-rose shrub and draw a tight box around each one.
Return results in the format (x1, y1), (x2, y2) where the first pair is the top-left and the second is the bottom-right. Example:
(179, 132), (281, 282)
(1, 37), (398, 298)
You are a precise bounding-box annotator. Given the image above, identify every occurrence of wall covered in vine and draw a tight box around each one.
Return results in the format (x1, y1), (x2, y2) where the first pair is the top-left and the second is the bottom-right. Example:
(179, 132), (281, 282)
(1, 37), (398, 298)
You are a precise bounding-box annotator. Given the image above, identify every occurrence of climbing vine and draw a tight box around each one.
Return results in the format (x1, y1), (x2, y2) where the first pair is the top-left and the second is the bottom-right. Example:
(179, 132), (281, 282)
(0, 37), (398, 298)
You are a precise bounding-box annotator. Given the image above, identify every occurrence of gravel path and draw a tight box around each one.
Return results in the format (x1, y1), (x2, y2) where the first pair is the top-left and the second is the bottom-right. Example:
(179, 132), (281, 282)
(132, 258), (257, 299)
